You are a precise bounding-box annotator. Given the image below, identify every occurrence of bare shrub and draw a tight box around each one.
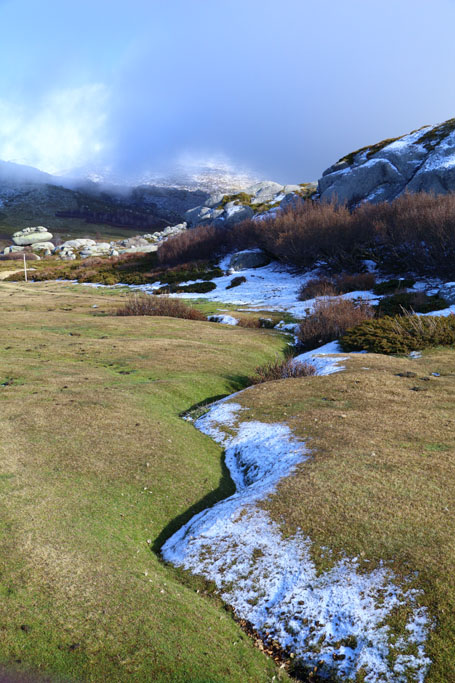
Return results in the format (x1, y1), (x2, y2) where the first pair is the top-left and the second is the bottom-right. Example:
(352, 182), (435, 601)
(0, 252), (40, 261)
(297, 298), (375, 351)
(116, 295), (206, 320)
(157, 192), (455, 278)
(248, 357), (316, 384)
(335, 272), (377, 292)
(299, 273), (376, 301)
(298, 277), (338, 300)
(237, 317), (261, 328)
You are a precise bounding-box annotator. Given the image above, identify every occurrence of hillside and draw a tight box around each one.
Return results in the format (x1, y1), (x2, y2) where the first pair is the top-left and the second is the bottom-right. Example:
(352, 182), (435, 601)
(0, 161), (209, 242)
(318, 118), (455, 205)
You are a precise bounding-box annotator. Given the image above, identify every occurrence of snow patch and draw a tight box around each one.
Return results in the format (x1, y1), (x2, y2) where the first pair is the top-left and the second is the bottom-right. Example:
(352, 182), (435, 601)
(208, 314), (239, 325)
(162, 401), (431, 681)
(293, 340), (349, 375)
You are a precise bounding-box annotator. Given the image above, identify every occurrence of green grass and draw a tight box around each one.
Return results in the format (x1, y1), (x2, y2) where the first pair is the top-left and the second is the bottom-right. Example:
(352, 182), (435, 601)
(0, 281), (288, 682)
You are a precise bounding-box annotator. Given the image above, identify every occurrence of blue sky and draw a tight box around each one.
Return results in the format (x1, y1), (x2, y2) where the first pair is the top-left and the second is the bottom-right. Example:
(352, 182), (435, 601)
(1, 0), (455, 182)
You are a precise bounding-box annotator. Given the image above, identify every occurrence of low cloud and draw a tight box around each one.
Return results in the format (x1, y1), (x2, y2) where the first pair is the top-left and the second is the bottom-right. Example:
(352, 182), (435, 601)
(0, 84), (109, 175)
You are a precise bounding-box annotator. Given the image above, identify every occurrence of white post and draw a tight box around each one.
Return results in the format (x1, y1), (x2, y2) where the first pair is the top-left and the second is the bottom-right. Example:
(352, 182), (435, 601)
(23, 253), (28, 283)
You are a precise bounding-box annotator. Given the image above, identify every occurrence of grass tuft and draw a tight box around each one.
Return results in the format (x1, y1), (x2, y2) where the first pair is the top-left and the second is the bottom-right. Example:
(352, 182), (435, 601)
(116, 294), (207, 320)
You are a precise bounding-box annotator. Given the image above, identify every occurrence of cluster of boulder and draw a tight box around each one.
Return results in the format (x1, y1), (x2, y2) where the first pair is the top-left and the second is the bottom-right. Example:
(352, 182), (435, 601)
(184, 181), (317, 227)
(2, 222), (188, 261)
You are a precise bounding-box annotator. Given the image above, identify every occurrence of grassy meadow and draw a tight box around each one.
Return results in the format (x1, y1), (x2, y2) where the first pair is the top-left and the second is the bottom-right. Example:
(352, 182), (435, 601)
(232, 351), (455, 682)
(0, 281), (288, 682)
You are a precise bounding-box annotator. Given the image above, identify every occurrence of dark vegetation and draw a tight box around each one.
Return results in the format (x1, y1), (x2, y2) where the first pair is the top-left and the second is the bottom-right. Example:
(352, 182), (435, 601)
(158, 192), (455, 278)
(372, 278), (416, 295)
(376, 292), (448, 317)
(116, 295), (206, 320)
(299, 272), (376, 300)
(153, 281), (217, 295)
(297, 298), (375, 351)
(226, 276), (247, 289)
(248, 358), (316, 385)
(340, 314), (455, 354)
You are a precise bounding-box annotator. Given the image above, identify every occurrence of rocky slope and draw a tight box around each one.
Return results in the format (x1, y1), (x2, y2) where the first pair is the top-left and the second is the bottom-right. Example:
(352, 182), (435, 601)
(319, 118), (455, 205)
(184, 181), (317, 227)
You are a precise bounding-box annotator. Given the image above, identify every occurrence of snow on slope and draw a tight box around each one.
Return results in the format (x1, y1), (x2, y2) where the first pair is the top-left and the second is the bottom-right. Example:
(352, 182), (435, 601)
(162, 398), (431, 681)
(135, 252), (379, 317)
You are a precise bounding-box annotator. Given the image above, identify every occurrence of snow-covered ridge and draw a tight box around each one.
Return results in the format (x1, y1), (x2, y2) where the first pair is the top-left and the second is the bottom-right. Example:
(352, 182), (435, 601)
(162, 397), (431, 680)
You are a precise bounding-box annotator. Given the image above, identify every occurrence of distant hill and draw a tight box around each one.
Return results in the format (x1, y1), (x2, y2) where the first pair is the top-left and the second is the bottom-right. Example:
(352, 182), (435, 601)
(0, 160), (210, 241)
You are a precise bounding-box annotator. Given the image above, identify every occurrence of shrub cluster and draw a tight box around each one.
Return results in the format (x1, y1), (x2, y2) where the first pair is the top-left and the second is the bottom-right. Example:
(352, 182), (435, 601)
(116, 295), (206, 320)
(376, 292), (448, 317)
(153, 281), (217, 295)
(299, 272), (376, 300)
(0, 252), (40, 262)
(226, 276), (247, 290)
(297, 298), (375, 351)
(340, 314), (455, 354)
(158, 192), (455, 278)
(248, 358), (316, 385)
(373, 278), (416, 295)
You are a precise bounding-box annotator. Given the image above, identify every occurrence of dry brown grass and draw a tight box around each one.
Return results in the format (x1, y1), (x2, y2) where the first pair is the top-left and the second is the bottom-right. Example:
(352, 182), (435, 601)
(297, 297), (375, 350)
(248, 358), (316, 385)
(116, 293), (206, 320)
(233, 350), (455, 681)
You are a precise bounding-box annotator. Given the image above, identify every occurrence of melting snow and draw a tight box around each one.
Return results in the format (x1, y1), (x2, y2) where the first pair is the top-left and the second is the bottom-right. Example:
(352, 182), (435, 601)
(162, 401), (431, 681)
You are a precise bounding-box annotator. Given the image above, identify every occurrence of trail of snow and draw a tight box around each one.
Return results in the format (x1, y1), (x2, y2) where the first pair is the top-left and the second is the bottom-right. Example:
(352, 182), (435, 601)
(162, 399), (431, 681)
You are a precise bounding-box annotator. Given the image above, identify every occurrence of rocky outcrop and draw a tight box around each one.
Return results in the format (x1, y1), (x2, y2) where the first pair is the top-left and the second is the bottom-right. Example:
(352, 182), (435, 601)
(3, 222), (187, 260)
(318, 118), (455, 205)
(13, 226), (53, 245)
(185, 181), (317, 227)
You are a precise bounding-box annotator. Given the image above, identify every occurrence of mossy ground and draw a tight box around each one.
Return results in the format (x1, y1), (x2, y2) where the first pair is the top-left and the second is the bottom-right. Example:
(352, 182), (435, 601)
(232, 350), (455, 681)
(0, 281), (288, 682)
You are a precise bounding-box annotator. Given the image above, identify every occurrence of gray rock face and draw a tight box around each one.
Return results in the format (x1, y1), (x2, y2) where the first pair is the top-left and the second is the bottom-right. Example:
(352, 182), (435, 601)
(229, 250), (270, 271)
(184, 180), (315, 228)
(13, 226), (53, 245)
(318, 118), (455, 204)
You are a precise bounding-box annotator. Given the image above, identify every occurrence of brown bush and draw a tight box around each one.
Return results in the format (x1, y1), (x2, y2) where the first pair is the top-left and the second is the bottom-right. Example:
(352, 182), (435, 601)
(298, 277), (338, 299)
(0, 252), (40, 261)
(299, 272), (376, 301)
(157, 192), (455, 278)
(335, 272), (377, 292)
(297, 298), (375, 351)
(236, 317), (261, 328)
(116, 295), (206, 320)
(248, 357), (316, 385)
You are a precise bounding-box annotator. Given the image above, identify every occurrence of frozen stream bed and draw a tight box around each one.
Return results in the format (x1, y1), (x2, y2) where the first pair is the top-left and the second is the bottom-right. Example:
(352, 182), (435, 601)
(162, 382), (431, 681)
